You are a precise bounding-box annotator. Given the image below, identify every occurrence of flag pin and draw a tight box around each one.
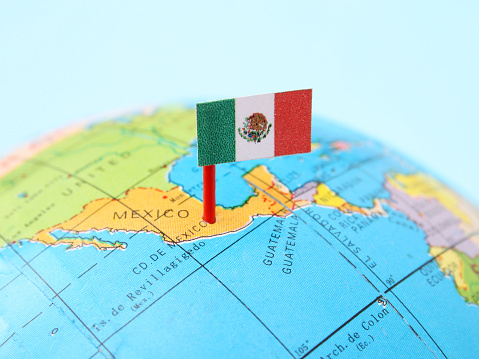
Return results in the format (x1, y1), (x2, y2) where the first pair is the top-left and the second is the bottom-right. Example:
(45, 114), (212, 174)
(196, 89), (312, 224)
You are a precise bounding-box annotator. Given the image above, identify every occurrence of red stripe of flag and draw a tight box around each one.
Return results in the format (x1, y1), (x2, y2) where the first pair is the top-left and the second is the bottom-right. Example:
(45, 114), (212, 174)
(274, 89), (312, 156)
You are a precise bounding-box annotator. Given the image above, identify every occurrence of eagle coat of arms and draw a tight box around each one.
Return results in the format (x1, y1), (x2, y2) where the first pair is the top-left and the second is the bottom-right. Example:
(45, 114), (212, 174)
(238, 113), (272, 143)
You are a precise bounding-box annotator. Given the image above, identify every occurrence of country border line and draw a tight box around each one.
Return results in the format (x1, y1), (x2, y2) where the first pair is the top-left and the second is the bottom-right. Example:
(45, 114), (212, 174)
(348, 154), (477, 359)
(231, 152), (386, 204)
(18, 155), (178, 268)
(4, 167), (284, 356)
(18, 148), (472, 358)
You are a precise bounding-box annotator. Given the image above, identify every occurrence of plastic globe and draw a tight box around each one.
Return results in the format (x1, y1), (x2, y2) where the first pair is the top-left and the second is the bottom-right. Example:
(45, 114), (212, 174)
(1, 107), (478, 358)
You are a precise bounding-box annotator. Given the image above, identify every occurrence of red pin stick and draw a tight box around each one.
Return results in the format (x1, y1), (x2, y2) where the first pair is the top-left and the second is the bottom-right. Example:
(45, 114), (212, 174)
(203, 165), (216, 224)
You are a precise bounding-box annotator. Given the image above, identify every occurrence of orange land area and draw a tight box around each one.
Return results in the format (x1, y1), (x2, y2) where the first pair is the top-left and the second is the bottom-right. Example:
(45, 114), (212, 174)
(32, 165), (383, 250)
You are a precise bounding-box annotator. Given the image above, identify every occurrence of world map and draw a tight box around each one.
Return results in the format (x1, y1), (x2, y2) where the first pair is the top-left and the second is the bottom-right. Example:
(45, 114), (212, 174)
(0, 107), (478, 358)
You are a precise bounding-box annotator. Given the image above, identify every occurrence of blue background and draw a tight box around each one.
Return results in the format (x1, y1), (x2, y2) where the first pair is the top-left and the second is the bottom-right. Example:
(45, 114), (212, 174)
(0, 1), (478, 204)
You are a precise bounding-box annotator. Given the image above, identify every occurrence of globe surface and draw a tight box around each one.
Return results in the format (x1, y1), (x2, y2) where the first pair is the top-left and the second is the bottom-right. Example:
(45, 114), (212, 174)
(0, 107), (478, 359)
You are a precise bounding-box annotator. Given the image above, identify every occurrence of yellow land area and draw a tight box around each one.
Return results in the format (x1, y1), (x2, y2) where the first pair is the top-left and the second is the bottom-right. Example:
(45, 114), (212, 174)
(33, 166), (308, 249)
(430, 246), (468, 291)
(32, 165), (387, 250)
(313, 183), (385, 216)
(389, 173), (479, 228)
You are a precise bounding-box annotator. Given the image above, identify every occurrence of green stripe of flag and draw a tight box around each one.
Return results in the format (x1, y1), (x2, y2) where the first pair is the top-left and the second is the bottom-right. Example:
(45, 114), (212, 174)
(197, 99), (236, 166)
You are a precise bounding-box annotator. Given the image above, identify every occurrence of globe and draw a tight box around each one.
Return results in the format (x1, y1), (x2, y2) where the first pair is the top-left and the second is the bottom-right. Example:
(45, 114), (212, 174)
(1, 107), (478, 359)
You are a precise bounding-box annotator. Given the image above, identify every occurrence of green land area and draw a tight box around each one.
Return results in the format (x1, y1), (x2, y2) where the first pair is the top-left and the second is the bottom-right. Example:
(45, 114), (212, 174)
(0, 108), (196, 244)
(455, 250), (479, 305)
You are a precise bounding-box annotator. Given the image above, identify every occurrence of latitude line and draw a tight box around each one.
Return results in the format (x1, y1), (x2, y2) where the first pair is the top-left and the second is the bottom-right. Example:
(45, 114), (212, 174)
(0, 273), (21, 292)
(301, 295), (381, 359)
(0, 149), (180, 301)
(349, 156), (474, 359)
(387, 291), (448, 359)
(202, 264), (297, 358)
(0, 150), (450, 359)
(385, 232), (479, 294)
(243, 168), (461, 359)
(21, 198), (117, 268)
(109, 197), (296, 358)
(201, 211), (283, 267)
(103, 248), (117, 258)
(10, 135), (473, 358)
(17, 143), (465, 358)
(18, 153), (174, 267)
(24, 159), (297, 358)
(0, 332), (15, 349)
(27, 159), (118, 199)
(98, 208), (286, 347)
(243, 171), (387, 294)
(87, 350), (101, 359)
(241, 167), (390, 290)
(177, 196), (192, 206)
(237, 160), (461, 357)
(78, 263), (98, 279)
(99, 266), (202, 345)
(22, 311), (42, 328)
(318, 153), (462, 358)
(0, 236), (116, 359)
(129, 226), (147, 239)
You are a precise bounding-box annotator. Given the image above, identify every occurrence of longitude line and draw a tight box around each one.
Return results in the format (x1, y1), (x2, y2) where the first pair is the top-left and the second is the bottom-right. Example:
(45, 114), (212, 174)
(241, 168), (390, 289)
(301, 296), (381, 359)
(21, 198), (116, 267)
(238, 156), (456, 358)
(385, 232), (478, 294)
(0, 273), (22, 292)
(0, 332), (15, 349)
(321, 153), (450, 358)
(20, 153), (172, 266)
(351, 155), (473, 359)
(27, 159), (296, 358)
(100, 266), (202, 344)
(2, 239), (116, 359)
(388, 291), (448, 359)
(111, 198), (296, 358)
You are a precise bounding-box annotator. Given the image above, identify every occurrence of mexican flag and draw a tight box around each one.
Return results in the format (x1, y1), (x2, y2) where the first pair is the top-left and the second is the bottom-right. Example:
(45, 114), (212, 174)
(196, 89), (312, 167)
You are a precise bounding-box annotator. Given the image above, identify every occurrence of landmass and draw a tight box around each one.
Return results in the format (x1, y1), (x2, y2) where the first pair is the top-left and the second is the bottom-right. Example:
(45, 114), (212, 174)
(386, 173), (479, 305)
(0, 108), (196, 244)
(431, 246), (479, 305)
(32, 165), (383, 250)
(3, 106), (479, 310)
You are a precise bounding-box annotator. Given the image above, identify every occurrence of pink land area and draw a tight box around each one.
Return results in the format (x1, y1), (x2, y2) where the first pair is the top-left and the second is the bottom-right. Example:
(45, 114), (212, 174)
(292, 181), (318, 202)
(385, 181), (479, 258)
(330, 140), (351, 151)
(0, 106), (156, 178)
(0, 122), (87, 177)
